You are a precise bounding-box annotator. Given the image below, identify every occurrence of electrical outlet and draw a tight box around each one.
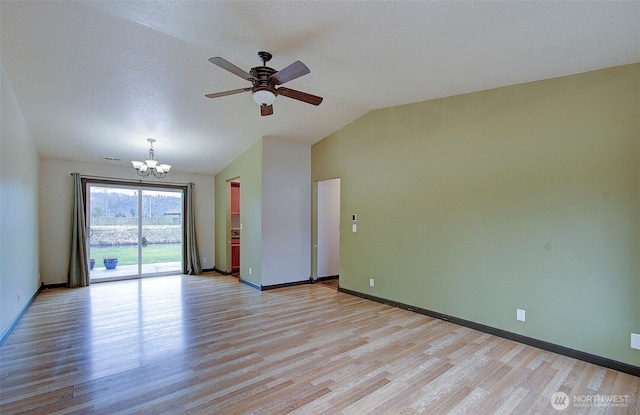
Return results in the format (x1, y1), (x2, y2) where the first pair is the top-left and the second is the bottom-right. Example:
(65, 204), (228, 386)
(369, 278), (374, 287)
(202, 258), (208, 264)
(517, 309), (526, 322)
(352, 224), (357, 232)
(249, 267), (252, 275)
(631, 333), (640, 350)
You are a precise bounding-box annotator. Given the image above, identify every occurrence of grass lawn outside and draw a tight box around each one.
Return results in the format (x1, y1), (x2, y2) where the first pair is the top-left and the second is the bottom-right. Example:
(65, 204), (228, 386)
(90, 243), (181, 266)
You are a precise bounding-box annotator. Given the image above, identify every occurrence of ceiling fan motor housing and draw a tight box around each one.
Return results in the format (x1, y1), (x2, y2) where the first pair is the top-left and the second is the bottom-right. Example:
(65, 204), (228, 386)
(251, 66), (278, 105)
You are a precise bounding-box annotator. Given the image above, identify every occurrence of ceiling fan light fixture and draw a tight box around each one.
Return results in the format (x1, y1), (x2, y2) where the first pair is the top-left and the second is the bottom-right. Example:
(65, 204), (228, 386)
(252, 89), (276, 106)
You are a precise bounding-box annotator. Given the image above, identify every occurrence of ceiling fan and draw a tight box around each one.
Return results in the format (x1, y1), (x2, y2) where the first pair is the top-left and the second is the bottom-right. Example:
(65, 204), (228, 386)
(206, 51), (323, 116)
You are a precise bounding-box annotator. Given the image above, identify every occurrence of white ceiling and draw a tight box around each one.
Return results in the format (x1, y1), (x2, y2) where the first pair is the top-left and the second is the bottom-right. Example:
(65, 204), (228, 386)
(1, 1), (639, 176)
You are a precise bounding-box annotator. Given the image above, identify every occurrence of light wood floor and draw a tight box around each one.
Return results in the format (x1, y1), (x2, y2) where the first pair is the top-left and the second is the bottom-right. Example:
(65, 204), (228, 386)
(1, 273), (638, 414)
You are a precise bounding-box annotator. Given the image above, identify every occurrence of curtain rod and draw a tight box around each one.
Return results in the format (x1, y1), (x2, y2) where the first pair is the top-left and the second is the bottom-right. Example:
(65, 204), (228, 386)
(70, 173), (192, 187)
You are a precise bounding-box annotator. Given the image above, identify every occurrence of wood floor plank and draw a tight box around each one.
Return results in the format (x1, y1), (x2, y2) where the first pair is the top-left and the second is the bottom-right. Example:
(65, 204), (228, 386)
(1, 273), (638, 414)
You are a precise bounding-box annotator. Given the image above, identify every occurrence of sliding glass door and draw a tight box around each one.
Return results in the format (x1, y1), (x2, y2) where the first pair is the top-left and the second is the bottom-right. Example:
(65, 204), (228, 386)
(87, 183), (183, 282)
(140, 189), (183, 275)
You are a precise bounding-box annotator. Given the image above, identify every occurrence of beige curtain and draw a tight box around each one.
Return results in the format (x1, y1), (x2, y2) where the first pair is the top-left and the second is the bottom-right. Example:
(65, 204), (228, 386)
(184, 182), (202, 275)
(68, 173), (89, 287)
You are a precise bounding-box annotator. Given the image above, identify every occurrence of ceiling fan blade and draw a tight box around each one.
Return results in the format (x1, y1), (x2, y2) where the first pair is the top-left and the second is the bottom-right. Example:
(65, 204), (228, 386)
(208, 57), (255, 81)
(205, 87), (251, 99)
(277, 87), (323, 106)
(269, 61), (310, 85)
(261, 105), (274, 116)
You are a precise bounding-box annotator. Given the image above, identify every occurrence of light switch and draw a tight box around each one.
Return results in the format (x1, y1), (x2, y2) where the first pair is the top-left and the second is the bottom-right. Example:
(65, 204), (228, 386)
(352, 224), (357, 232)
(517, 309), (526, 322)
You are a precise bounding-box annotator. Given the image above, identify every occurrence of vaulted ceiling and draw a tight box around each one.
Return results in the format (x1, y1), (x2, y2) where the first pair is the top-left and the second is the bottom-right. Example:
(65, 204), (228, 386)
(1, 1), (638, 175)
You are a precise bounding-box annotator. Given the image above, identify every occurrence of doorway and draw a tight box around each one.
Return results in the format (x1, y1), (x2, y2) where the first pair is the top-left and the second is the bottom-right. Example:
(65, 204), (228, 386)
(316, 178), (340, 284)
(87, 182), (184, 282)
(228, 180), (240, 275)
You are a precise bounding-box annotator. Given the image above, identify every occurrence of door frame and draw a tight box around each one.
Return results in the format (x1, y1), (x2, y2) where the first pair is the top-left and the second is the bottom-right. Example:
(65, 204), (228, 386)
(312, 177), (341, 282)
(226, 178), (240, 274)
(84, 178), (187, 282)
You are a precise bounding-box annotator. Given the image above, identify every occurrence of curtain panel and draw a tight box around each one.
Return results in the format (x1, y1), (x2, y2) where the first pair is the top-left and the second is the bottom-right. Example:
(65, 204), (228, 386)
(68, 172), (90, 287)
(184, 182), (202, 275)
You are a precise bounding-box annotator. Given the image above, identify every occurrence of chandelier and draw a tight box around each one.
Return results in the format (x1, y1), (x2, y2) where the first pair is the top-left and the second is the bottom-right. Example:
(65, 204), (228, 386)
(131, 138), (172, 178)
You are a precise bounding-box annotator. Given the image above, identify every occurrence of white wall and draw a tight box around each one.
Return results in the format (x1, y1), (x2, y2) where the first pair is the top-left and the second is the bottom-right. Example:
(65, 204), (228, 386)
(39, 159), (215, 284)
(1, 63), (40, 337)
(261, 137), (311, 285)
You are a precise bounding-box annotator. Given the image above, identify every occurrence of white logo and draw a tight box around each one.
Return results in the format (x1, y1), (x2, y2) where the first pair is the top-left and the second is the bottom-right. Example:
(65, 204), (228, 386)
(551, 392), (570, 411)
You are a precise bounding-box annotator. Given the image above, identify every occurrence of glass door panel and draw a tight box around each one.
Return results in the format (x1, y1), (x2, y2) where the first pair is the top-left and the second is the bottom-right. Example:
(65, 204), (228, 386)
(88, 186), (140, 281)
(141, 189), (183, 275)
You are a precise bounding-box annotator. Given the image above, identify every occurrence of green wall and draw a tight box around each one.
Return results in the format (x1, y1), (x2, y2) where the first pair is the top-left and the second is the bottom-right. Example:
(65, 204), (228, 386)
(215, 139), (263, 286)
(312, 64), (640, 366)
